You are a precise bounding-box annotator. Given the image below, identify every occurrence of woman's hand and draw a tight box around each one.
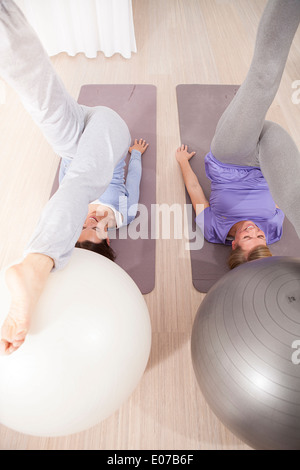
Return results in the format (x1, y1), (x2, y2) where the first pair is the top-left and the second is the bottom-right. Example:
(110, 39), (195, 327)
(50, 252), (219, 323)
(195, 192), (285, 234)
(175, 144), (209, 215)
(175, 144), (196, 163)
(129, 139), (149, 155)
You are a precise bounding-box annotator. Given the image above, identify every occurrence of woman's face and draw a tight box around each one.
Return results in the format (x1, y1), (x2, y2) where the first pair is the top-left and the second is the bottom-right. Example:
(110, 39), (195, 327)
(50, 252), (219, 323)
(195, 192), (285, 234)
(232, 221), (267, 253)
(77, 210), (109, 244)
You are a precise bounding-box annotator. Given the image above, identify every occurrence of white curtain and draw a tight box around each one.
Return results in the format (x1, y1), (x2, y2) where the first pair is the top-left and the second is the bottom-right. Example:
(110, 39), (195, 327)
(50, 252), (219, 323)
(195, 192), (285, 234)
(15, 0), (137, 59)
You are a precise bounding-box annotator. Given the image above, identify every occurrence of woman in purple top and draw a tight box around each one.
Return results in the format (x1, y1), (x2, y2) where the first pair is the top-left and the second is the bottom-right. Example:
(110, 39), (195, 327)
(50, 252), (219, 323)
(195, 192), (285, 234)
(177, 0), (300, 269)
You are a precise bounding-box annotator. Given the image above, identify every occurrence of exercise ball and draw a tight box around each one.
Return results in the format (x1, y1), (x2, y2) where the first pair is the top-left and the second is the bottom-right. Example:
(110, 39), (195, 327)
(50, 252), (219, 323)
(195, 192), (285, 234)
(191, 256), (300, 450)
(0, 248), (151, 437)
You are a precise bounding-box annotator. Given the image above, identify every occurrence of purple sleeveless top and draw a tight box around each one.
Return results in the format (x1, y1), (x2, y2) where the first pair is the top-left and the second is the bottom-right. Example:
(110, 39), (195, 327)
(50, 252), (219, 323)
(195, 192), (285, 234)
(195, 151), (284, 245)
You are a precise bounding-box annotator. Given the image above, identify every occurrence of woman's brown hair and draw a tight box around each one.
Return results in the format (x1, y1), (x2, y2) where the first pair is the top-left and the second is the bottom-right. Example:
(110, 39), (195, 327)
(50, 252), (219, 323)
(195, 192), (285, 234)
(75, 239), (116, 262)
(228, 245), (272, 270)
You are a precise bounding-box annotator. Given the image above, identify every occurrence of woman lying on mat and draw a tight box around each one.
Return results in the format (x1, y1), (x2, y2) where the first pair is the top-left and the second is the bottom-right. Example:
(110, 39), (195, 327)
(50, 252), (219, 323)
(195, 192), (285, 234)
(0, 0), (147, 355)
(177, 0), (300, 270)
(176, 145), (281, 270)
(60, 138), (149, 262)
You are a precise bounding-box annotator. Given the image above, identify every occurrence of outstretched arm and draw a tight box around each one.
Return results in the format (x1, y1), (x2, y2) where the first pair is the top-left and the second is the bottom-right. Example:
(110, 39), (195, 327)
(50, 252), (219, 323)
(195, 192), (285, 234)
(124, 139), (149, 223)
(176, 145), (209, 216)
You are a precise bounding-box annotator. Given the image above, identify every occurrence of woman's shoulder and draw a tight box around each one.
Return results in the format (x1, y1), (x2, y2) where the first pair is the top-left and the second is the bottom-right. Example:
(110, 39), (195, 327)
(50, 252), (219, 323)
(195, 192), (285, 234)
(195, 206), (234, 245)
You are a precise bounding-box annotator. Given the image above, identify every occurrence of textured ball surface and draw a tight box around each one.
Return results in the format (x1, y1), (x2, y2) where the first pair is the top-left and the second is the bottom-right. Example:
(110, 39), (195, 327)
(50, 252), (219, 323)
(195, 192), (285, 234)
(0, 248), (151, 437)
(191, 257), (300, 450)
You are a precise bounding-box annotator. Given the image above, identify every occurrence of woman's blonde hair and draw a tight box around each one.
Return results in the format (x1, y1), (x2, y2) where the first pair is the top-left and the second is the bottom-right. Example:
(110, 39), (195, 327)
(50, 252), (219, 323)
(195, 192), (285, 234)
(228, 245), (272, 270)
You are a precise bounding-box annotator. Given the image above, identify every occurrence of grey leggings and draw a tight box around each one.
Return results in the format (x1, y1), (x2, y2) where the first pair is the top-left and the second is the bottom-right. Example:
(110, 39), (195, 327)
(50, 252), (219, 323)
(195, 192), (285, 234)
(211, 0), (300, 238)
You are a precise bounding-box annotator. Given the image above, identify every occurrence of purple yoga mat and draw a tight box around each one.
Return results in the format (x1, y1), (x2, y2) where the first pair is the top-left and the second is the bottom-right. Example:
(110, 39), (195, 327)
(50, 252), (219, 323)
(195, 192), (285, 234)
(176, 84), (300, 293)
(50, 85), (157, 294)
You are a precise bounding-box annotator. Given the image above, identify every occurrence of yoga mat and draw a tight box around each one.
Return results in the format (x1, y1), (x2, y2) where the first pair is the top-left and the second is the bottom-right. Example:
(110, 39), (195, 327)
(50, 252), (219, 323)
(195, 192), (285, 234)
(50, 84), (157, 294)
(176, 84), (300, 293)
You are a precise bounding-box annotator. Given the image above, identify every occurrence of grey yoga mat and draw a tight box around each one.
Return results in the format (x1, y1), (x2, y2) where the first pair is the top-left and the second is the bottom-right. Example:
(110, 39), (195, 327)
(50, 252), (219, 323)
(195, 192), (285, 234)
(50, 84), (157, 294)
(176, 84), (300, 293)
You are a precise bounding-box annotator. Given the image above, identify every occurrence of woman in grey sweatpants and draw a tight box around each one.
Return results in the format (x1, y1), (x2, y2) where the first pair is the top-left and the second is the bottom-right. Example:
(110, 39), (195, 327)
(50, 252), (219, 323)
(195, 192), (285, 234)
(211, 0), (300, 236)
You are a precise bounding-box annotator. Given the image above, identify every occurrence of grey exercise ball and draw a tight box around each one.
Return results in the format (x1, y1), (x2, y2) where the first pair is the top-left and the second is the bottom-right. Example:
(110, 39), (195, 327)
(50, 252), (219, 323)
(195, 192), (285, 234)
(191, 256), (300, 450)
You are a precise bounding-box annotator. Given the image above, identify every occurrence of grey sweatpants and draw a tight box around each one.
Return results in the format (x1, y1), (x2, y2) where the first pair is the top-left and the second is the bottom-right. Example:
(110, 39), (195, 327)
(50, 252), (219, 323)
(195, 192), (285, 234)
(211, 0), (300, 238)
(0, 0), (131, 270)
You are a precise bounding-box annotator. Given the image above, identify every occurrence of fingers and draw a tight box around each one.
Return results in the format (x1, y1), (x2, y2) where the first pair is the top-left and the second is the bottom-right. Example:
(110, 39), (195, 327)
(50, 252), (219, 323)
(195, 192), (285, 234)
(137, 138), (148, 148)
(142, 140), (149, 150)
(176, 144), (190, 151)
(0, 339), (8, 355)
(0, 317), (28, 356)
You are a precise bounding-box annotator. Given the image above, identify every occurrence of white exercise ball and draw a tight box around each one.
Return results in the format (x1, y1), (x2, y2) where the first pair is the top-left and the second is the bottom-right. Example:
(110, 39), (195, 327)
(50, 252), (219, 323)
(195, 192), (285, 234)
(0, 248), (151, 437)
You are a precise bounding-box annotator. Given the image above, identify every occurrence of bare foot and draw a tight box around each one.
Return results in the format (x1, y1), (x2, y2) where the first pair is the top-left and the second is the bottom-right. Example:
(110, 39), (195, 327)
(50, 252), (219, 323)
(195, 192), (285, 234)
(0, 254), (53, 355)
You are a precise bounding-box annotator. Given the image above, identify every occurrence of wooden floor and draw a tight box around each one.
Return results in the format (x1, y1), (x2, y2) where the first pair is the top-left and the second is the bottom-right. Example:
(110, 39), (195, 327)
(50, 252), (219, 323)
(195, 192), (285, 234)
(0, 0), (300, 450)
